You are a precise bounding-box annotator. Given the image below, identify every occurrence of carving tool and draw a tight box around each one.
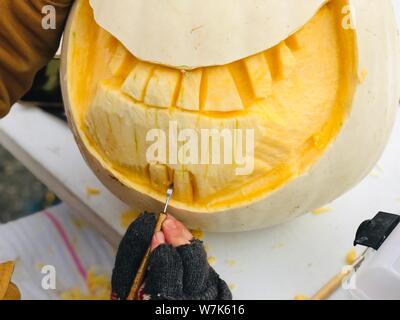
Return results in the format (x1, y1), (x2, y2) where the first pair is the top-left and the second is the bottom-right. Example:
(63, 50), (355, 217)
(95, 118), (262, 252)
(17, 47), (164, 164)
(312, 212), (400, 300)
(127, 184), (174, 300)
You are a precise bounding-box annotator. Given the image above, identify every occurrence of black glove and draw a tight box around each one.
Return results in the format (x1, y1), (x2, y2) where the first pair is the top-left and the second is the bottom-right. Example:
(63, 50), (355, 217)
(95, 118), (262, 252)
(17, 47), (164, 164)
(111, 212), (232, 300)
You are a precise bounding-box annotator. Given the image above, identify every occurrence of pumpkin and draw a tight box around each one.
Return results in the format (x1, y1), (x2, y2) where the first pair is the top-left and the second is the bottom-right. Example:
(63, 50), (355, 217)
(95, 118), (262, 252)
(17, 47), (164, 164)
(61, 0), (400, 231)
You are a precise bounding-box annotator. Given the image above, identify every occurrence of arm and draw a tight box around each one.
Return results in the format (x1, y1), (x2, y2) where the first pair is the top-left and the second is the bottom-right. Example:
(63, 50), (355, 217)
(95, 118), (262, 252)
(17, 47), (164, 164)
(0, 0), (73, 118)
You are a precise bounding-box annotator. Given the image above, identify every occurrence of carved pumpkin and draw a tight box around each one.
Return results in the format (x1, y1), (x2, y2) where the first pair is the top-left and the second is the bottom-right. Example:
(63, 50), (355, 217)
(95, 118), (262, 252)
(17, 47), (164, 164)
(61, 0), (400, 231)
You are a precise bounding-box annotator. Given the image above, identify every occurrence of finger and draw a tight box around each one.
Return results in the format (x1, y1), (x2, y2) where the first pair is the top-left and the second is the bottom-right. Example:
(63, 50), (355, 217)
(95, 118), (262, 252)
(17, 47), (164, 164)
(111, 212), (156, 300)
(151, 231), (166, 252)
(162, 216), (193, 247)
(145, 245), (183, 299)
(176, 239), (210, 295)
(201, 268), (233, 300)
(217, 277), (233, 300)
(166, 214), (190, 230)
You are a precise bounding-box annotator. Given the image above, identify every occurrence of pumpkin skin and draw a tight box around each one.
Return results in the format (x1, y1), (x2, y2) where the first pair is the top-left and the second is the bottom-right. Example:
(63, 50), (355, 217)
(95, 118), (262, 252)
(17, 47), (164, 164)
(88, 0), (328, 69)
(61, 0), (400, 231)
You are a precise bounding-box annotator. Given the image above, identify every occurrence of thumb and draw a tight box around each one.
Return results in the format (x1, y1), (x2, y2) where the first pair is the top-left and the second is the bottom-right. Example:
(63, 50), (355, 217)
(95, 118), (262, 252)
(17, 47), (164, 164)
(162, 215), (193, 247)
(151, 231), (166, 251)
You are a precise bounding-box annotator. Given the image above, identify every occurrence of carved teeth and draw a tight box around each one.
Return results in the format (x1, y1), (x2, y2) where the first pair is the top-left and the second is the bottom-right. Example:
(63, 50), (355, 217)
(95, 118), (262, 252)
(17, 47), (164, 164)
(122, 61), (154, 101)
(244, 52), (272, 99)
(275, 42), (297, 79)
(203, 66), (244, 112)
(176, 69), (203, 111)
(149, 164), (172, 191)
(108, 44), (131, 76)
(173, 170), (194, 202)
(286, 34), (301, 51)
(144, 68), (181, 108)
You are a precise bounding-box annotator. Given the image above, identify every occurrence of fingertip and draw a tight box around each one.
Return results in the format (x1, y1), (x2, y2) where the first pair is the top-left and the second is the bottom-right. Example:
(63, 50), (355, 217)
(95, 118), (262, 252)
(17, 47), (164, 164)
(163, 217), (193, 247)
(166, 213), (177, 221)
(151, 231), (165, 251)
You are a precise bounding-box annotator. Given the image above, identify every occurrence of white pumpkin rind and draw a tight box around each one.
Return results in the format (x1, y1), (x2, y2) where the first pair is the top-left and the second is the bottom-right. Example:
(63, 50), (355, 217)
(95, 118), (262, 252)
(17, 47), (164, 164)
(61, 0), (400, 232)
(88, 0), (327, 69)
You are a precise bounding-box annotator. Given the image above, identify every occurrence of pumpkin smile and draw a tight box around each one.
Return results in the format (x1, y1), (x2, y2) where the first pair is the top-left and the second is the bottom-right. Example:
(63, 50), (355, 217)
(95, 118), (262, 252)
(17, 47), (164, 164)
(62, 0), (400, 231)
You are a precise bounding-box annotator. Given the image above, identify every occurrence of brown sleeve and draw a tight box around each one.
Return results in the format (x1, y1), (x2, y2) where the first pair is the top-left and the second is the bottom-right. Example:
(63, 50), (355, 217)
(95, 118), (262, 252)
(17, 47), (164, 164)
(0, 0), (74, 118)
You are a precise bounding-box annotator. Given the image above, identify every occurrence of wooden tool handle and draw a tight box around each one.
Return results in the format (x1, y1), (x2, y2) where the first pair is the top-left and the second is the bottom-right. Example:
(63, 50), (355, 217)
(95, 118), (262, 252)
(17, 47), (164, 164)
(0, 261), (15, 300)
(311, 268), (352, 300)
(4, 283), (21, 300)
(127, 213), (167, 300)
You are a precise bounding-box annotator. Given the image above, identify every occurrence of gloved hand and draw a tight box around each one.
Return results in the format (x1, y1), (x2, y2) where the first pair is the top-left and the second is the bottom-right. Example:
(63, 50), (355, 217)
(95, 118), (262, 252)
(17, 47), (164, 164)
(111, 213), (232, 300)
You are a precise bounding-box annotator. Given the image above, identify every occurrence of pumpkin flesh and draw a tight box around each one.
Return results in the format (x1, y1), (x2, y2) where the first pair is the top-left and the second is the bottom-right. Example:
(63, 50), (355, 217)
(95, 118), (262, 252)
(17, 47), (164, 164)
(67, 0), (357, 212)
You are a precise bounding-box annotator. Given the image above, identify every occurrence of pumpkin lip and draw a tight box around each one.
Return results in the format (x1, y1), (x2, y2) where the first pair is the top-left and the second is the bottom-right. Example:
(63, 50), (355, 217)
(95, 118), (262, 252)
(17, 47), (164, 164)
(61, 0), (400, 231)
(89, 0), (327, 69)
(64, 0), (359, 213)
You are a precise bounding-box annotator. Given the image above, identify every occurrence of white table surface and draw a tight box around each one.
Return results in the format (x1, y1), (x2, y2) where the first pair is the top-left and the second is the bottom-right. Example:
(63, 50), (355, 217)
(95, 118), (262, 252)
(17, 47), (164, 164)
(1, 2), (400, 300)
